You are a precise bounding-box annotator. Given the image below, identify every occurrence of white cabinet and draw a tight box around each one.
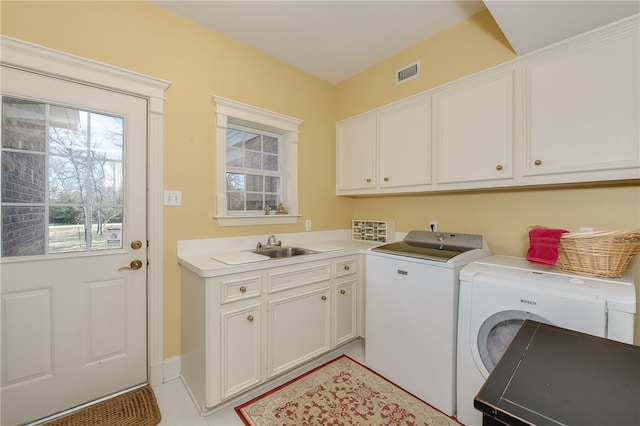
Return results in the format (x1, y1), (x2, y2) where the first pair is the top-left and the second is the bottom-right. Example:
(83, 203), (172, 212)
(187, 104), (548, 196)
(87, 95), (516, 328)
(335, 15), (639, 195)
(180, 254), (361, 413)
(378, 96), (431, 190)
(336, 94), (431, 195)
(522, 25), (639, 183)
(336, 113), (376, 191)
(434, 70), (515, 187)
(333, 256), (358, 346)
(266, 261), (332, 377)
(269, 286), (330, 376)
(220, 303), (261, 399)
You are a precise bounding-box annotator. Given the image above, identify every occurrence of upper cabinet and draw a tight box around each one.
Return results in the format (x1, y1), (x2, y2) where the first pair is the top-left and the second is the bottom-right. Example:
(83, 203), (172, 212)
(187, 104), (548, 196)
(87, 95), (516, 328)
(336, 94), (431, 195)
(336, 113), (377, 192)
(522, 25), (639, 183)
(433, 70), (515, 188)
(336, 15), (639, 196)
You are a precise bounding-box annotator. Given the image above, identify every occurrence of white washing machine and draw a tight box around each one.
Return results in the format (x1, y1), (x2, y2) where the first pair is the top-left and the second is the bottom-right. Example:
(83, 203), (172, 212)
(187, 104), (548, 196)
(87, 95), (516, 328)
(456, 255), (636, 426)
(366, 230), (491, 416)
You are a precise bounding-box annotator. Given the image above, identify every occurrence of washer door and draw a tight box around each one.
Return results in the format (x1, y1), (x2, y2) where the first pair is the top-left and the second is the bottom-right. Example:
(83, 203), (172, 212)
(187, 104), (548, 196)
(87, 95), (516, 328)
(468, 273), (606, 378)
(477, 310), (550, 373)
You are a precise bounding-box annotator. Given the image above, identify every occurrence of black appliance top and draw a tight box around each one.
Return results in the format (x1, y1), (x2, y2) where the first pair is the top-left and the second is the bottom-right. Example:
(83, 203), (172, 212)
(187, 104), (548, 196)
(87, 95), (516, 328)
(371, 230), (483, 262)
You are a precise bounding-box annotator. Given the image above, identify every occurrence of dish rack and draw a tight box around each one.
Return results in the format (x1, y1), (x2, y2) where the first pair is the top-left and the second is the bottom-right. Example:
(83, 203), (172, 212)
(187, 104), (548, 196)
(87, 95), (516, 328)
(352, 220), (395, 242)
(556, 229), (640, 278)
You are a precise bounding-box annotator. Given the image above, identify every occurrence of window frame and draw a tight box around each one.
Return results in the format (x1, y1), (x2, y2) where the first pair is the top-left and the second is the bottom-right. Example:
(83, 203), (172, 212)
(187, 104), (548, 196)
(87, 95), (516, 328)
(213, 96), (302, 226)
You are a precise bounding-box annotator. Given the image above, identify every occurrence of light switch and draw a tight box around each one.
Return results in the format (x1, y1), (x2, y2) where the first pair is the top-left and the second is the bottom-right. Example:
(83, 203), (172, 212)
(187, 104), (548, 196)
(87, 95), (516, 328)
(164, 190), (182, 206)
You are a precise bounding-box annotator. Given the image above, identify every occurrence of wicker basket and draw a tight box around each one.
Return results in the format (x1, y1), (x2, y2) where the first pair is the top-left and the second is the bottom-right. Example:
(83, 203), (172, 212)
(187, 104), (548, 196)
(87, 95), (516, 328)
(555, 229), (640, 278)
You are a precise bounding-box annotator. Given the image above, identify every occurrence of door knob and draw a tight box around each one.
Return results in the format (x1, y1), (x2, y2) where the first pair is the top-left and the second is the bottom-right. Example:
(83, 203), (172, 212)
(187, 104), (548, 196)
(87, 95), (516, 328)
(131, 240), (143, 250)
(119, 260), (143, 271)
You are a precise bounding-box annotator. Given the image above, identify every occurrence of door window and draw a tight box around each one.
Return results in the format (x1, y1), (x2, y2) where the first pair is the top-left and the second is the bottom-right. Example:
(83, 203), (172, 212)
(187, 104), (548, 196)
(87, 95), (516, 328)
(2, 97), (124, 256)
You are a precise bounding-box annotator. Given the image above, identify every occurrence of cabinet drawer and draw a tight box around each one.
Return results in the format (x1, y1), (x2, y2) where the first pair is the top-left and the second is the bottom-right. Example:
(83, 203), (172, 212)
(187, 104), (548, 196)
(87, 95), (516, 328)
(268, 262), (331, 294)
(220, 275), (262, 304)
(335, 257), (357, 278)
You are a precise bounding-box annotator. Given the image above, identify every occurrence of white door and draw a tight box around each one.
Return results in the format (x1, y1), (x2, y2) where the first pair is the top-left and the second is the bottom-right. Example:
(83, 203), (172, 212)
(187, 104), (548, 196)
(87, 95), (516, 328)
(1, 66), (148, 425)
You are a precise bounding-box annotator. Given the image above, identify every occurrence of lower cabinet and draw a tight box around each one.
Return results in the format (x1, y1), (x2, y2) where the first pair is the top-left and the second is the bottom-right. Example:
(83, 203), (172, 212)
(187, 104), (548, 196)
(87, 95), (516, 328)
(180, 255), (360, 413)
(268, 286), (331, 377)
(220, 304), (262, 399)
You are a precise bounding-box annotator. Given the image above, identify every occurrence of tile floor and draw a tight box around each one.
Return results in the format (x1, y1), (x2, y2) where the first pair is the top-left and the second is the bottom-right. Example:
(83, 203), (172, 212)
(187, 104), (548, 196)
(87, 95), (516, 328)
(153, 341), (365, 426)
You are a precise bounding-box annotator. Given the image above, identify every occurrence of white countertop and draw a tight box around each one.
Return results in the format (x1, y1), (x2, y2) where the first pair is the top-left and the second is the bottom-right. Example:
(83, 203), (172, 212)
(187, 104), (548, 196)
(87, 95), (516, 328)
(177, 230), (381, 277)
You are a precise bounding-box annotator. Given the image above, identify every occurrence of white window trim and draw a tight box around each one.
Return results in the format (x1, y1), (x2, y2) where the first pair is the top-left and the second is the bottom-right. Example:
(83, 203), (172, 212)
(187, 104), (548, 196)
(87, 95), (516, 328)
(213, 96), (302, 226)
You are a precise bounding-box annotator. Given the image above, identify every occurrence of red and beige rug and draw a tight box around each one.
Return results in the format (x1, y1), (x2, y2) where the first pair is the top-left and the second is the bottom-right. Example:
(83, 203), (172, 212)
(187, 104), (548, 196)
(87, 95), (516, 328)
(235, 355), (462, 426)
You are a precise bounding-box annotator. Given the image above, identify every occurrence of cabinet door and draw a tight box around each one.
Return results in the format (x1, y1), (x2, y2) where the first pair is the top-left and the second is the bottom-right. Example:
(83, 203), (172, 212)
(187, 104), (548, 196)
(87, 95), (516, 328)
(268, 287), (330, 377)
(434, 71), (514, 184)
(334, 279), (357, 346)
(524, 32), (639, 176)
(378, 96), (431, 189)
(336, 114), (376, 192)
(220, 304), (262, 399)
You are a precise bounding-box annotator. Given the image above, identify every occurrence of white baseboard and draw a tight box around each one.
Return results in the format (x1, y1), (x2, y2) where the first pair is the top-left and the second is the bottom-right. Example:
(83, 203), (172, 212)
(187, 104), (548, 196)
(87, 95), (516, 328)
(163, 355), (182, 382)
(149, 355), (181, 386)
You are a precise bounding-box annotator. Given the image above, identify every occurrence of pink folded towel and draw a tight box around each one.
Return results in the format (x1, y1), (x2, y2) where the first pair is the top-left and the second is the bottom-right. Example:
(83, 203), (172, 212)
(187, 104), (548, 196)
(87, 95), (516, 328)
(526, 228), (569, 266)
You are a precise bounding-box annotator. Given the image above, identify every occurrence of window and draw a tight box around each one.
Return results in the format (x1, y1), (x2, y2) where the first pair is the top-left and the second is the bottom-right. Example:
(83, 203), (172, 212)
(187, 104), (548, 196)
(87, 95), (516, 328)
(213, 96), (302, 226)
(1, 96), (125, 256)
(226, 126), (281, 213)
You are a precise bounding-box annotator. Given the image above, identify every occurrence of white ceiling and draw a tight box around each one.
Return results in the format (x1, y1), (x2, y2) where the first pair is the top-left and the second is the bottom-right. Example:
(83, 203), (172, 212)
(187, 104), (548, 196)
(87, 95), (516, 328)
(151, 1), (640, 84)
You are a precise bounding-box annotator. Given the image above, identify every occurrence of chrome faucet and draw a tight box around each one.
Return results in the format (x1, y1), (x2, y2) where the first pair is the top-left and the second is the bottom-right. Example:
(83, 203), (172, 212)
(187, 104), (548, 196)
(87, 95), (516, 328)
(256, 235), (282, 250)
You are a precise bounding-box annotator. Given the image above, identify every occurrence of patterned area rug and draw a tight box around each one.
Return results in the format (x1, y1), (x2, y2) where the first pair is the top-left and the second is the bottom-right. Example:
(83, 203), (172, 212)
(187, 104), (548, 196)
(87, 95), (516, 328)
(235, 355), (462, 426)
(44, 385), (161, 426)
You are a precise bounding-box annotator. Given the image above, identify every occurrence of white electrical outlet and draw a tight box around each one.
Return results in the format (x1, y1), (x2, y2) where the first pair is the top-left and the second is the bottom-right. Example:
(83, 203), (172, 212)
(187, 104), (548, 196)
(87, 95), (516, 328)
(164, 190), (182, 206)
(429, 221), (437, 232)
(305, 219), (312, 231)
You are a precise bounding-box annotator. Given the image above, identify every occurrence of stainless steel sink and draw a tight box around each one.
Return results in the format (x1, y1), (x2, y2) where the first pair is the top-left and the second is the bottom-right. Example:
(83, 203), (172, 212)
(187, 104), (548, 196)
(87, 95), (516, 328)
(253, 246), (318, 258)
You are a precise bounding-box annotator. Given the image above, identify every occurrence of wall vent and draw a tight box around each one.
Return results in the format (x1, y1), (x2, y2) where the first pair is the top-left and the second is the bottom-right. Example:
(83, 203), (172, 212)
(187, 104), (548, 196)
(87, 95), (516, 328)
(395, 61), (420, 85)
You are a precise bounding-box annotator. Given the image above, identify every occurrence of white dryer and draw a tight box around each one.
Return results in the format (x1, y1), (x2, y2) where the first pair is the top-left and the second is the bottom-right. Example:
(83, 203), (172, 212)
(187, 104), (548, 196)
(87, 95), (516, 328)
(456, 255), (636, 426)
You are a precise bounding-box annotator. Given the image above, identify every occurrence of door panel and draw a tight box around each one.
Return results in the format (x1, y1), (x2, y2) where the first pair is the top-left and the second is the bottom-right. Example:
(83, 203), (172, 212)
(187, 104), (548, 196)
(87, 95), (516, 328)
(1, 66), (147, 425)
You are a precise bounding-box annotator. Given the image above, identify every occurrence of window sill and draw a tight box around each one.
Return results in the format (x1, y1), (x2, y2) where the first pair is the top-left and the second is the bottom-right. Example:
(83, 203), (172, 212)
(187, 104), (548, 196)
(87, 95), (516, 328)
(215, 215), (300, 227)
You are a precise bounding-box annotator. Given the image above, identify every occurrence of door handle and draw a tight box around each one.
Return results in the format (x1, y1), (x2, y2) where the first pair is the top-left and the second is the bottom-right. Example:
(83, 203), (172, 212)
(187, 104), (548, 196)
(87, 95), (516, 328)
(119, 260), (143, 271)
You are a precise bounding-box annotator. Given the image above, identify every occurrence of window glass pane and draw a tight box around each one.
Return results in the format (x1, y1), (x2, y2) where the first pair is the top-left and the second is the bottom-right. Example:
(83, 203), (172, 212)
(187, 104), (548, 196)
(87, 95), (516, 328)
(263, 135), (278, 154)
(49, 154), (88, 203)
(226, 128), (244, 149)
(2, 98), (46, 151)
(1, 206), (46, 256)
(244, 151), (261, 169)
(245, 192), (263, 211)
(227, 148), (242, 167)
(246, 174), (263, 192)
(263, 153), (278, 171)
(265, 176), (279, 193)
(228, 192), (244, 211)
(2, 151), (46, 203)
(227, 173), (245, 191)
(90, 114), (123, 161)
(264, 194), (278, 211)
(245, 133), (261, 151)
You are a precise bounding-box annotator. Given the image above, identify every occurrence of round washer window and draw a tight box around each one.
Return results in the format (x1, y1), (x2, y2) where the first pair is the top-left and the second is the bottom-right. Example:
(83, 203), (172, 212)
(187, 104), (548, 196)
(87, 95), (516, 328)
(477, 310), (550, 372)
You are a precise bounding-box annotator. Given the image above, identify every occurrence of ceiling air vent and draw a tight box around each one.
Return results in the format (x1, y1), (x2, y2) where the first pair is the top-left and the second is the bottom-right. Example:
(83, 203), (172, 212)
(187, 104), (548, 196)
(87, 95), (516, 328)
(396, 61), (420, 85)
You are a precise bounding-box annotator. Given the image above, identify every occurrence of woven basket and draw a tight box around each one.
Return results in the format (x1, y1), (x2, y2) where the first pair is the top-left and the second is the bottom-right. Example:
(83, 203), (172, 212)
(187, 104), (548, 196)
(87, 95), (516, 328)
(556, 229), (640, 278)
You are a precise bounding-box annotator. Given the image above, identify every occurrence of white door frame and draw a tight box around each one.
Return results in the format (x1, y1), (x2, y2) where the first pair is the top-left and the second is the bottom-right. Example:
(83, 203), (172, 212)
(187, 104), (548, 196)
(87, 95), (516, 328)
(0, 35), (170, 386)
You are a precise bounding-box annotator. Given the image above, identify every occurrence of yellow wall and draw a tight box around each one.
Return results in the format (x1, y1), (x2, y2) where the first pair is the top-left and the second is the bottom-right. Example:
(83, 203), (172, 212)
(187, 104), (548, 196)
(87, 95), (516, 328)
(2, 2), (639, 359)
